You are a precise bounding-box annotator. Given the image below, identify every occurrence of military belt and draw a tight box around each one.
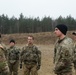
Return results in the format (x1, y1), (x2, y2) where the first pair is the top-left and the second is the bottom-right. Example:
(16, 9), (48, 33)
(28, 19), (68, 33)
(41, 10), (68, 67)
(24, 60), (37, 64)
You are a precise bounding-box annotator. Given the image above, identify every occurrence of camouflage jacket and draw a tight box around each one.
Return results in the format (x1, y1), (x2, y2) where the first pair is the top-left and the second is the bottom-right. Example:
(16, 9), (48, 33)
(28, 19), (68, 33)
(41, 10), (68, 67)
(54, 37), (74, 74)
(20, 45), (41, 65)
(7, 46), (20, 64)
(0, 43), (8, 70)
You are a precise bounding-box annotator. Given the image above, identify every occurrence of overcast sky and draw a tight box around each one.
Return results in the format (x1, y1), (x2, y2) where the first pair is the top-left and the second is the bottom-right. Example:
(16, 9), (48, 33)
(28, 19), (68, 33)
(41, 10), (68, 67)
(0, 0), (76, 19)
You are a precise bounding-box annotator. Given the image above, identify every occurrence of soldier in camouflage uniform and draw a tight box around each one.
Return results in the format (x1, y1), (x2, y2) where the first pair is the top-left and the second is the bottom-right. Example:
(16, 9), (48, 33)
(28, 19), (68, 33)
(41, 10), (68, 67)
(20, 35), (41, 75)
(54, 24), (74, 75)
(7, 39), (20, 75)
(72, 32), (76, 75)
(0, 34), (9, 75)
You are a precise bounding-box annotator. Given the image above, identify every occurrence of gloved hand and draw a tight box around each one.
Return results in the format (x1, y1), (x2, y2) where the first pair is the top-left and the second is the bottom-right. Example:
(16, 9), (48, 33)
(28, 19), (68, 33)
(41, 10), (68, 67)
(37, 65), (40, 70)
(20, 64), (22, 69)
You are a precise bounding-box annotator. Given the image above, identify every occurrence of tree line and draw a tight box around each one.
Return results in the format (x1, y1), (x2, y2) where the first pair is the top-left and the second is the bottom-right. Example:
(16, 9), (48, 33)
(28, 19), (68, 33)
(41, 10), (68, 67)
(0, 13), (76, 34)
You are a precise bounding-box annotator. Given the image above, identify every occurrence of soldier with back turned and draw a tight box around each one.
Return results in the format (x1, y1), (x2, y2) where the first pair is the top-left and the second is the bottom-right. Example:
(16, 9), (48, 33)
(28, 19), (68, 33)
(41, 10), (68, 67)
(72, 32), (76, 75)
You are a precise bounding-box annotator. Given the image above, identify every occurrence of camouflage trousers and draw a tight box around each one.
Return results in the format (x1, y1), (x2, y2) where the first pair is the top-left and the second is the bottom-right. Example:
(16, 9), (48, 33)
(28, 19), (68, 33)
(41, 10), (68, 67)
(56, 71), (72, 75)
(0, 62), (9, 75)
(23, 64), (38, 75)
(74, 68), (76, 75)
(73, 63), (76, 75)
(74, 64), (76, 69)
(8, 61), (19, 75)
(0, 71), (9, 75)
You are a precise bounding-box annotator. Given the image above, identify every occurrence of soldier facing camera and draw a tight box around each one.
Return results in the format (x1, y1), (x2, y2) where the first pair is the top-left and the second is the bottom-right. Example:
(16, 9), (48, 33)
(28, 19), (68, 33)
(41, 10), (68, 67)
(7, 39), (20, 75)
(20, 35), (41, 75)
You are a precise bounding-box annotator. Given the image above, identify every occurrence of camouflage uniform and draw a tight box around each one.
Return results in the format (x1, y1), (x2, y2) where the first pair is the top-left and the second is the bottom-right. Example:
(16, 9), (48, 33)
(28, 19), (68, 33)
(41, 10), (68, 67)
(54, 37), (74, 75)
(20, 45), (41, 75)
(7, 46), (20, 75)
(0, 43), (9, 75)
(73, 42), (76, 74)
(72, 32), (76, 75)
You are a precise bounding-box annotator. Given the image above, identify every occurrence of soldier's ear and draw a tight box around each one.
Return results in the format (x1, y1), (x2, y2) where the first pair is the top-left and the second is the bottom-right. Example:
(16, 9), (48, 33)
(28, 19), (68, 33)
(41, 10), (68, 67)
(72, 32), (76, 36)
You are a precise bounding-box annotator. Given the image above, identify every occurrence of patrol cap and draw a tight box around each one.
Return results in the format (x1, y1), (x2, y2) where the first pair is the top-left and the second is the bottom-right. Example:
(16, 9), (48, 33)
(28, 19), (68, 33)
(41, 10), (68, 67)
(72, 32), (76, 36)
(10, 39), (15, 43)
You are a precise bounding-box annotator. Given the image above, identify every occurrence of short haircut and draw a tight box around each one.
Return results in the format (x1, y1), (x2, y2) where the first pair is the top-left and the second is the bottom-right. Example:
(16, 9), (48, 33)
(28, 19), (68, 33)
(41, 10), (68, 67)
(28, 35), (34, 40)
(10, 39), (15, 43)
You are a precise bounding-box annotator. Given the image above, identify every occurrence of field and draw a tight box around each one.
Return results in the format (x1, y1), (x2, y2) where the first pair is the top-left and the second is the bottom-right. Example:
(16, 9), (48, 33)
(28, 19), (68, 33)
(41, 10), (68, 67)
(1, 32), (75, 75)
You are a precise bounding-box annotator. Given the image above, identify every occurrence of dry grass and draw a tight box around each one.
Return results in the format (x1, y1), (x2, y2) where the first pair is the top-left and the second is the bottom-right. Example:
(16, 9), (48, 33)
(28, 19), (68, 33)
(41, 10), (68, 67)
(1, 32), (56, 45)
(1, 31), (74, 45)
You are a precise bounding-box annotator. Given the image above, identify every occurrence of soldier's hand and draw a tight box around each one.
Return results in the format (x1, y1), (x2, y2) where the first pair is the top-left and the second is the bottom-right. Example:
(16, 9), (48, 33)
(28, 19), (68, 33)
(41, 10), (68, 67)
(37, 65), (40, 70)
(20, 64), (22, 69)
(0, 44), (3, 49)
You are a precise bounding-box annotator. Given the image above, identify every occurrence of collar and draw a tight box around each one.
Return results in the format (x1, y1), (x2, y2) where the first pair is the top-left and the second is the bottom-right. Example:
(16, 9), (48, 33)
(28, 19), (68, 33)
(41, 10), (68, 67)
(58, 37), (66, 43)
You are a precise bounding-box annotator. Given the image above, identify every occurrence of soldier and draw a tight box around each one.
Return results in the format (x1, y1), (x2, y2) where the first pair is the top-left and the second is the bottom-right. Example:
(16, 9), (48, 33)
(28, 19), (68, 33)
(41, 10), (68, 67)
(72, 32), (76, 75)
(20, 35), (41, 75)
(53, 24), (74, 75)
(0, 34), (9, 75)
(7, 39), (20, 75)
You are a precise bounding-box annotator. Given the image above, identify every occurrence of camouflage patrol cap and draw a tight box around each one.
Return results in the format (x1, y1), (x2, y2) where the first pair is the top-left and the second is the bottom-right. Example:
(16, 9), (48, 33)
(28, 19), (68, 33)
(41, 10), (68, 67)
(72, 32), (76, 36)
(10, 39), (15, 43)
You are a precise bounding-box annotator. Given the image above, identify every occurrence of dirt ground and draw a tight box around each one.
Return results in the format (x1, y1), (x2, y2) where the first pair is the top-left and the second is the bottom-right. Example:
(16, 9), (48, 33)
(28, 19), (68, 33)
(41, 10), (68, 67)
(18, 44), (75, 75)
